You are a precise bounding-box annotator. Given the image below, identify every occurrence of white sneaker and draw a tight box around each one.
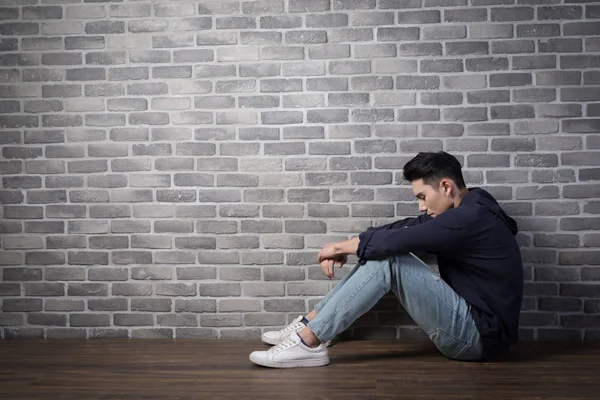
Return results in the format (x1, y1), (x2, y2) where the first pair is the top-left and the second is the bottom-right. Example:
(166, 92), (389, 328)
(261, 315), (306, 346)
(261, 315), (333, 347)
(249, 333), (329, 368)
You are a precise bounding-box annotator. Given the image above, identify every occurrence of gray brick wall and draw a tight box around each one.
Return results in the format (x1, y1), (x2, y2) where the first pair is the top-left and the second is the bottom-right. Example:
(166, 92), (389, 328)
(1, 0), (599, 341)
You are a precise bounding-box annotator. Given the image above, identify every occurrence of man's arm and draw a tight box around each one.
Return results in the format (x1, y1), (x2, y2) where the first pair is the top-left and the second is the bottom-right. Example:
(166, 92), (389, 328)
(334, 236), (360, 256)
(365, 213), (433, 232)
(317, 213), (434, 271)
(356, 209), (471, 261)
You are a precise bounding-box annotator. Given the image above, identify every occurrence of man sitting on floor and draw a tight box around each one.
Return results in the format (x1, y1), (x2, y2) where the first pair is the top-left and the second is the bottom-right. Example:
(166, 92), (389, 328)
(249, 151), (524, 368)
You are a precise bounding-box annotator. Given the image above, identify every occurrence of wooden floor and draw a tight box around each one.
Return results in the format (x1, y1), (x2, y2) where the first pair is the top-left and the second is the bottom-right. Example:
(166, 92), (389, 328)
(1, 339), (599, 400)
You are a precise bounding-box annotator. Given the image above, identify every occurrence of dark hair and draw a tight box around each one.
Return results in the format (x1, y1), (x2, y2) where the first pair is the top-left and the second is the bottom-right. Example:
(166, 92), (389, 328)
(402, 151), (466, 189)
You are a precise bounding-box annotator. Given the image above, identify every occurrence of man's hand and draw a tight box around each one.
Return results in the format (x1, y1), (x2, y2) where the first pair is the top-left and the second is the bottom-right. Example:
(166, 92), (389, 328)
(317, 237), (360, 278)
(319, 255), (347, 279)
(317, 242), (339, 264)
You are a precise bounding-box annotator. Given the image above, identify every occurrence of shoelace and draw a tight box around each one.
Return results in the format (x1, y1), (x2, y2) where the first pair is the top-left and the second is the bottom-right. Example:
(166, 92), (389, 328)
(268, 335), (297, 354)
(280, 321), (304, 335)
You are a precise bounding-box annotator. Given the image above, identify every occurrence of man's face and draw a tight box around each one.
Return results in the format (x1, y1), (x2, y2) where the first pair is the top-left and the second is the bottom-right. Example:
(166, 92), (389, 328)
(411, 178), (453, 218)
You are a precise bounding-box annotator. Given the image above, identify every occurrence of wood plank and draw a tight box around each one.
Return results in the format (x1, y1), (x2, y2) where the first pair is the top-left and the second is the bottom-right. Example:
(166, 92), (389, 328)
(1, 340), (599, 399)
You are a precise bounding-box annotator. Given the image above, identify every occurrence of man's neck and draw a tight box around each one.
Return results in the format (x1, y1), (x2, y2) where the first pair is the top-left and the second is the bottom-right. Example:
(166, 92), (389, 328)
(454, 188), (469, 208)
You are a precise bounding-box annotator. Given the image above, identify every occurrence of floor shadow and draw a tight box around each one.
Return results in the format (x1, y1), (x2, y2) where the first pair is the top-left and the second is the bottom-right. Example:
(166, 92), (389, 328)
(487, 341), (598, 363)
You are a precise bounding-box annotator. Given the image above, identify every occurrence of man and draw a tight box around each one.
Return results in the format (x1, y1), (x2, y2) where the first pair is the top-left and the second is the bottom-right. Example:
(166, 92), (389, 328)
(249, 151), (524, 368)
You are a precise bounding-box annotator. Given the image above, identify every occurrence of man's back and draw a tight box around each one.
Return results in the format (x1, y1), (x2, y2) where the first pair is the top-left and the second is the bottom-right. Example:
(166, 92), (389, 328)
(435, 188), (524, 359)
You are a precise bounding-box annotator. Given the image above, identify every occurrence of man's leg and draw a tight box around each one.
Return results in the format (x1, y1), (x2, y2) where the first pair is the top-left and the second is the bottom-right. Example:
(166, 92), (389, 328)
(258, 263), (361, 346)
(305, 257), (395, 345)
(305, 253), (485, 361)
(250, 253), (484, 367)
(310, 262), (362, 318)
(389, 253), (485, 361)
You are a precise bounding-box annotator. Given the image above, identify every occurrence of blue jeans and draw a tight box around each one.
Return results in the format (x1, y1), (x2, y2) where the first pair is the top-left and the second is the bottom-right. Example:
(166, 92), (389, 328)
(307, 253), (486, 361)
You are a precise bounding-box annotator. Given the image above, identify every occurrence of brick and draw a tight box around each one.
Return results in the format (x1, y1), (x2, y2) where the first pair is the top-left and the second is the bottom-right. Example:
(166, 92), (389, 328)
(467, 90), (509, 104)
(176, 299), (216, 313)
(561, 56), (600, 73)
(3, 299), (43, 312)
(355, 44), (397, 59)
(239, 32), (281, 45)
(130, 235), (171, 249)
(539, 38), (582, 53)
(47, 235), (86, 249)
(0, 252), (23, 266)
(285, 30), (327, 44)
(156, 189), (196, 203)
(328, 28), (373, 43)
(309, 44), (351, 59)
(491, 105), (535, 119)
(539, 6), (582, 20)
(517, 24), (559, 38)
(421, 59), (463, 73)
(491, 7), (533, 21)
(513, 55), (556, 70)
(175, 266), (215, 282)
(131, 267), (173, 281)
(261, 46), (305, 60)
(217, 16), (256, 29)
(111, 220), (150, 234)
(515, 121), (558, 135)
(25, 221), (63, 234)
(586, 38), (600, 53)
(3, 206), (43, 221)
(289, 0), (330, 12)
(68, 251), (108, 265)
(3, 236), (43, 250)
(560, 252), (600, 266)
(562, 152), (600, 166)
(538, 104), (581, 118)
(112, 251), (152, 265)
(261, 111), (302, 125)
(307, 109), (349, 123)
(443, 107), (487, 122)
(377, 27), (419, 42)
(491, 138), (535, 152)
(198, 283), (240, 297)
(515, 154), (559, 168)
(492, 40), (535, 54)
(564, 22), (600, 36)
(562, 119), (600, 133)
(420, 124), (463, 138)
(561, 217), (600, 231)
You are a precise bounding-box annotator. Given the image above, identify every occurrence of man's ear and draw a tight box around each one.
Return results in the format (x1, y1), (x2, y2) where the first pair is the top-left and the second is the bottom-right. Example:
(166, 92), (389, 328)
(440, 179), (452, 197)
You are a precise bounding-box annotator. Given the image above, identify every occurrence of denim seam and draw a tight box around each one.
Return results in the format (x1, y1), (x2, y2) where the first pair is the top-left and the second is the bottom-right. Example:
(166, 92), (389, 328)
(313, 263), (360, 314)
(403, 267), (475, 346)
(309, 259), (389, 343)
(428, 326), (474, 348)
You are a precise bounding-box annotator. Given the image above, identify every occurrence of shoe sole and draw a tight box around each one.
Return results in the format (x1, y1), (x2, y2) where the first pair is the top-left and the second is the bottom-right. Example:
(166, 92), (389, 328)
(261, 334), (333, 347)
(249, 353), (330, 368)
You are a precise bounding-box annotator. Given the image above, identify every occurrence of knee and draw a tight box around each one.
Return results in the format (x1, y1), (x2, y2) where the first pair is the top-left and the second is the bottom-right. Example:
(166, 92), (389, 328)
(362, 258), (393, 290)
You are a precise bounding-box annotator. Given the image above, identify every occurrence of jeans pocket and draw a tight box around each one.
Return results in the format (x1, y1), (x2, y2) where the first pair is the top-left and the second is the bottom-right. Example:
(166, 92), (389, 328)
(426, 327), (475, 361)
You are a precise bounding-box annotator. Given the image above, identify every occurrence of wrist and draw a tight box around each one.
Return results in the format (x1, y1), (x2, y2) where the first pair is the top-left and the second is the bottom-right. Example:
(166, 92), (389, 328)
(335, 237), (359, 256)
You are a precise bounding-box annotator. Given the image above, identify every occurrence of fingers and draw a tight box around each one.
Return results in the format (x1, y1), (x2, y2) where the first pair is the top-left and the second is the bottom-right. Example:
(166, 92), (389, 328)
(319, 253), (348, 277)
(335, 254), (347, 268)
(320, 260), (332, 278)
(320, 259), (334, 279)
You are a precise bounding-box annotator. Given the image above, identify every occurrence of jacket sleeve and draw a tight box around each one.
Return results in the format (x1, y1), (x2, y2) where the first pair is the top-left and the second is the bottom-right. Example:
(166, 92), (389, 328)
(357, 210), (471, 260)
(365, 213), (433, 232)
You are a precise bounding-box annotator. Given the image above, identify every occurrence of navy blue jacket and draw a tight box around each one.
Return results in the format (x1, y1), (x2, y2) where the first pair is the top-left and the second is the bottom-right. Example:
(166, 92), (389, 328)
(356, 187), (524, 358)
